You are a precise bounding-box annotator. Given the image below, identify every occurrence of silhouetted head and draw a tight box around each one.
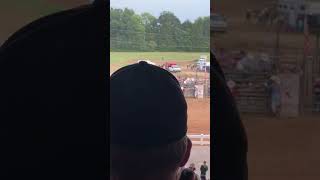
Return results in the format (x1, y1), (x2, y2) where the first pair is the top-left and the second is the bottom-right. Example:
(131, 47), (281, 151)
(110, 61), (192, 180)
(179, 168), (197, 180)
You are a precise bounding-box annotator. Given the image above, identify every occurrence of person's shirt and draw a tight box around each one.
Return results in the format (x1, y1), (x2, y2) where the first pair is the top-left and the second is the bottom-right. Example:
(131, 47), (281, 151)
(200, 164), (208, 176)
(271, 82), (281, 97)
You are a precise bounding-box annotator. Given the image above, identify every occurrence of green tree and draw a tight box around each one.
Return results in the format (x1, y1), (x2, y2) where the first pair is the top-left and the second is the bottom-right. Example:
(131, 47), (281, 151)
(110, 8), (145, 51)
(191, 17), (210, 52)
(141, 12), (158, 51)
(157, 11), (181, 51)
(110, 7), (209, 52)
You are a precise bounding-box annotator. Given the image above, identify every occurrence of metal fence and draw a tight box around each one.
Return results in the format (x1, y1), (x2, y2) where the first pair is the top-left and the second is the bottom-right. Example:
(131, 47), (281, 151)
(225, 72), (271, 114)
(177, 77), (210, 98)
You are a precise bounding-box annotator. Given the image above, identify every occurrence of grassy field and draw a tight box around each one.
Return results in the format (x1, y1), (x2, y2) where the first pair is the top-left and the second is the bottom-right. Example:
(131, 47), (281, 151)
(110, 51), (210, 74)
(110, 52), (210, 65)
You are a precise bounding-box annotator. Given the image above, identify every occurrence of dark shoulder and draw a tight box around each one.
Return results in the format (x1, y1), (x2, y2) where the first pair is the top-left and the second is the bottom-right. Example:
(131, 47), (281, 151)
(1, 4), (94, 52)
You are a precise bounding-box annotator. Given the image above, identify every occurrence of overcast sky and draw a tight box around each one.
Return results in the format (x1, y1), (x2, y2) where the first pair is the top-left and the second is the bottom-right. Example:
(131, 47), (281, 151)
(110, 0), (210, 22)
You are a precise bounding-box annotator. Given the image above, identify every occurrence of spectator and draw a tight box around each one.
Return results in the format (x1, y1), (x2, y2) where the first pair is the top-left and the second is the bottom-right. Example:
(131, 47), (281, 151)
(200, 161), (209, 180)
(189, 163), (196, 172)
(188, 163), (200, 180)
(297, 16), (304, 32)
(267, 76), (281, 116)
(179, 168), (198, 180)
(110, 61), (192, 180)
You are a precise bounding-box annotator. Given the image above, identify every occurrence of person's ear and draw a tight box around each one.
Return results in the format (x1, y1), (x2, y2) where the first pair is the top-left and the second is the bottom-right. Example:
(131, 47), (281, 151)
(179, 137), (192, 167)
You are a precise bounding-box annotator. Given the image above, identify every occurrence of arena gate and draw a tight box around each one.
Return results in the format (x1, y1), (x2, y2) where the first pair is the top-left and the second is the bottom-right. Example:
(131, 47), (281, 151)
(225, 72), (271, 114)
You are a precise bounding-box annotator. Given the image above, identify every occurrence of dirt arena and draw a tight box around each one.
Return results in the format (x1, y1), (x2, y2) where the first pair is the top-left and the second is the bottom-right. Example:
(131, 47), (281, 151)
(243, 114), (320, 180)
(186, 99), (320, 179)
(186, 98), (210, 134)
(188, 106), (320, 179)
(184, 90), (320, 179)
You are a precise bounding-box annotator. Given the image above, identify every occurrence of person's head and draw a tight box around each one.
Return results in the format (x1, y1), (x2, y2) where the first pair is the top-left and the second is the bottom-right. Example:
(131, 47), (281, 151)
(203, 161), (207, 165)
(189, 163), (195, 167)
(110, 62), (192, 180)
(180, 168), (197, 180)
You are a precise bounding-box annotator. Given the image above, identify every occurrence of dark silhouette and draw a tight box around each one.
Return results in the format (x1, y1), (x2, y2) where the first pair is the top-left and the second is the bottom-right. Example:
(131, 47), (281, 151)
(200, 161), (208, 180)
(0, 1), (107, 179)
(110, 62), (193, 180)
(212, 50), (248, 180)
(180, 168), (198, 180)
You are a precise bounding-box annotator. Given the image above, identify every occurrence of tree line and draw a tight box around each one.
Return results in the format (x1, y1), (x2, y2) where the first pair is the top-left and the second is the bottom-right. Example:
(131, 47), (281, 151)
(110, 8), (210, 52)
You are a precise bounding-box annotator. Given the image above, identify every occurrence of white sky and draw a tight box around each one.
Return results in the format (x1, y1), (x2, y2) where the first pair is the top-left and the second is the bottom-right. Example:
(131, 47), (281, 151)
(110, 0), (210, 22)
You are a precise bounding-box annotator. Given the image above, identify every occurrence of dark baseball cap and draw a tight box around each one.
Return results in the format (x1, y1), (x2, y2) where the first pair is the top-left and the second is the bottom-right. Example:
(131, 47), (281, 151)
(110, 61), (188, 146)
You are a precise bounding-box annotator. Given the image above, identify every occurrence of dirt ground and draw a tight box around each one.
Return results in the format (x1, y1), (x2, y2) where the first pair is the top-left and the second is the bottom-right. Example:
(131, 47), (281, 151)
(186, 98), (210, 134)
(184, 97), (320, 179)
(187, 99), (320, 179)
(243, 114), (320, 180)
(188, 106), (320, 179)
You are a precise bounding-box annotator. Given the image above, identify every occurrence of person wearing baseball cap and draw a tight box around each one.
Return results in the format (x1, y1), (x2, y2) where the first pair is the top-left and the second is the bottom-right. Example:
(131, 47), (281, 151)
(110, 61), (193, 180)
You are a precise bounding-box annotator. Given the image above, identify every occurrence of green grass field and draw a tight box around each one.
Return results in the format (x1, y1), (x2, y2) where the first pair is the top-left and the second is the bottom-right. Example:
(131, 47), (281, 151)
(110, 52), (210, 66)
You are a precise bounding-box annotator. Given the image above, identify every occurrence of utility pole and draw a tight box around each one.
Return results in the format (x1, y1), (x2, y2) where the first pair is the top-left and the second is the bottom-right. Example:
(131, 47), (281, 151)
(316, 31), (320, 75)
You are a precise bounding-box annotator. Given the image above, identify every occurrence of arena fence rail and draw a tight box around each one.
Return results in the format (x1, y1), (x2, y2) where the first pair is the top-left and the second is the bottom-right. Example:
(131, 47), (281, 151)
(188, 134), (210, 146)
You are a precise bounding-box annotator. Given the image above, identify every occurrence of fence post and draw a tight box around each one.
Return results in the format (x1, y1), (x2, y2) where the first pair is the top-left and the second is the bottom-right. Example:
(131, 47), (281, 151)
(200, 134), (204, 146)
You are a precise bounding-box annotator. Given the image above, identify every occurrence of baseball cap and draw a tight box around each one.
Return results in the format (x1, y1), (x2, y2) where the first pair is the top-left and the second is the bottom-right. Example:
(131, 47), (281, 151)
(110, 61), (188, 146)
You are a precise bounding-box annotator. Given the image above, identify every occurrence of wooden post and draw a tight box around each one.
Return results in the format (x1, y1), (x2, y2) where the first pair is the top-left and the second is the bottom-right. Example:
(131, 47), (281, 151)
(275, 21), (281, 72)
(200, 134), (204, 146)
(300, 56), (306, 114)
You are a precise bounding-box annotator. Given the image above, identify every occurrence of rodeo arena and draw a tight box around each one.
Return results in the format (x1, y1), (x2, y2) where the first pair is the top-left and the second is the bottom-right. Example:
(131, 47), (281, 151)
(161, 56), (211, 179)
(212, 0), (320, 178)
(213, 0), (320, 116)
